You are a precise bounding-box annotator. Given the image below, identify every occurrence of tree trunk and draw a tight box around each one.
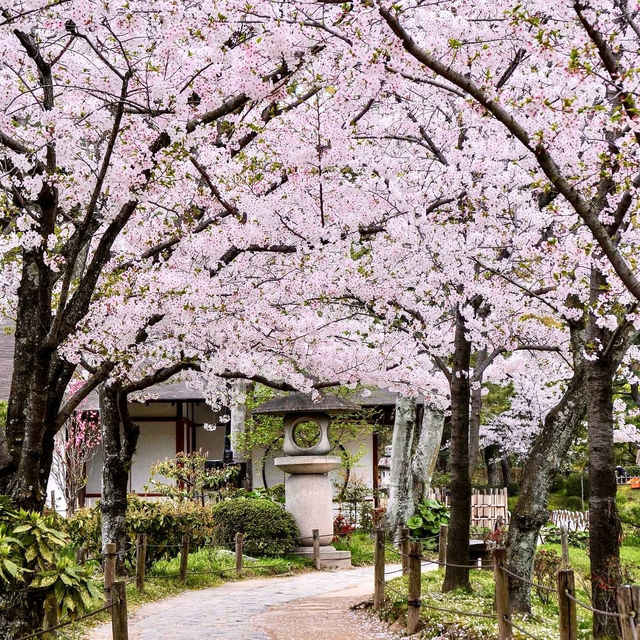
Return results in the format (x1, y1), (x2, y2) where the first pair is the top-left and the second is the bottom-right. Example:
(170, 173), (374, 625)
(485, 444), (501, 486)
(586, 355), (621, 638)
(2, 253), (55, 510)
(506, 365), (586, 612)
(500, 453), (511, 488)
(443, 309), (472, 592)
(230, 381), (252, 488)
(384, 395), (417, 540)
(468, 350), (486, 479)
(99, 384), (139, 571)
(411, 406), (445, 510)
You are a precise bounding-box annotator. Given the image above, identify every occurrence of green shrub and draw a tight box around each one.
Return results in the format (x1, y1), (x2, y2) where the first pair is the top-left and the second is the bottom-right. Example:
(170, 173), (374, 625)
(507, 481), (520, 497)
(623, 533), (640, 548)
(620, 504), (640, 528)
(431, 472), (450, 488)
(0, 497), (101, 625)
(625, 466), (640, 477)
(540, 523), (589, 549)
(211, 498), (299, 555)
(67, 497), (216, 566)
(241, 483), (285, 503)
(550, 474), (566, 493)
(406, 498), (450, 549)
(564, 496), (584, 511)
(565, 472), (588, 498)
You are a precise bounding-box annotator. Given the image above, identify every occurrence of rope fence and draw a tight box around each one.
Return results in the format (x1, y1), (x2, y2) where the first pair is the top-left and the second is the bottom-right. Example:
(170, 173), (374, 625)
(22, 522), (640, 640)
(373, 524), (640, 640)
(16, 585), (127, 640)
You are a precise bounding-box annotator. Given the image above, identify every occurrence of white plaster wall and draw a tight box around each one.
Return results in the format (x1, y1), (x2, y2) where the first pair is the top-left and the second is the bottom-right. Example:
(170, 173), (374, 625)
(329, 433), (375, 490)
(251, 447), (287, 488)
(130, 421), (176, 492)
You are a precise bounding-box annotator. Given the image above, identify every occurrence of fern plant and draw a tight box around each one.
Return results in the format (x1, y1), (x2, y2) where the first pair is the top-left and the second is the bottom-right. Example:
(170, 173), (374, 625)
(0, 497), (102, 619)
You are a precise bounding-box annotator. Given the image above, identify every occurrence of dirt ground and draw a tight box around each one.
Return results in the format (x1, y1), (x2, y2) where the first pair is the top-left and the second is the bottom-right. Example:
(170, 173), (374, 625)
(253, 581), (402, 640)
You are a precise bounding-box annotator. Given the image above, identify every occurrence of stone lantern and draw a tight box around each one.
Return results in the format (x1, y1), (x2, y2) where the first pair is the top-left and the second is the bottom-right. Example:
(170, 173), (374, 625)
(254, 392), (357, 569)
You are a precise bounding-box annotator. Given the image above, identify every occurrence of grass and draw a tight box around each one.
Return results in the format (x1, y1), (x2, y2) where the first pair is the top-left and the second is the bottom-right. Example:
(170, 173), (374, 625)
(381, 568), (593, 640)
(56, 547), (312, 639)
(538, 543), (640, 583)
(333, 531), (375, 566)
(377, 541), (640, 639)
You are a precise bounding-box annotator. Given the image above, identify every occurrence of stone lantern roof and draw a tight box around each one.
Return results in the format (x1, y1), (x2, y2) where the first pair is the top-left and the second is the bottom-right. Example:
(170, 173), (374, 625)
(253, 391), (359, 416)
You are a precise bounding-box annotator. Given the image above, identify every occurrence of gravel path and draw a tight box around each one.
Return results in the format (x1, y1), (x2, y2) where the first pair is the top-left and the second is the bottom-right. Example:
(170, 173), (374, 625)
(87, 565), (404, 640)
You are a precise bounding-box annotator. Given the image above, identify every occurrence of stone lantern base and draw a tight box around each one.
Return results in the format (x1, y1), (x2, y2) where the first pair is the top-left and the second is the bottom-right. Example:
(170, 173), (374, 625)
(275, 455), (352, 570)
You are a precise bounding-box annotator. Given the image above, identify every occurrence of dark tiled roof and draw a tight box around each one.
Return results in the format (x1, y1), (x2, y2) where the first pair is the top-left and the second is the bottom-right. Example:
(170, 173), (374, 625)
(0, 321), (411, 410)
(0, 321), (207, 405)
(253, 391), (360, 415)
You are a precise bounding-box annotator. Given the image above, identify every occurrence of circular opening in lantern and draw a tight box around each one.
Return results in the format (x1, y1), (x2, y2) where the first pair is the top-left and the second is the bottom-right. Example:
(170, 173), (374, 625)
(291, 419), (322, 449)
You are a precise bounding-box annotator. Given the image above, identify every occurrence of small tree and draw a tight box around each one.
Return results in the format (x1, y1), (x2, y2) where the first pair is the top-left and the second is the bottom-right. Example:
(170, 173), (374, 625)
(51, 410), (100, 515)
(146, 450), (238, 504)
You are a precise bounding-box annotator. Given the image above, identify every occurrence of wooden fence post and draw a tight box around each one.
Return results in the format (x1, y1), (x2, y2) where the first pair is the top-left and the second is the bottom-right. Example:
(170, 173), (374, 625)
(401, 526), (410, 576)
(438, 524), (448, 566)
(235, 532), (244, 576)
(560, 527), (570, 565)
(50, 490), (55, 511)
(180, 534), (189, 585)
(135, 534), (147, 591)
(312, 529), (321, 570)
(374, 528), (385, 610)
(407, 540), (422, 635)
(104, 542), (117, 602)
(75, 546), (87, 565)
(111, 580), (129, 640)
(493, 548), (512, 639)
(617, 585), (640, 640)
(557, 569), (578, 640)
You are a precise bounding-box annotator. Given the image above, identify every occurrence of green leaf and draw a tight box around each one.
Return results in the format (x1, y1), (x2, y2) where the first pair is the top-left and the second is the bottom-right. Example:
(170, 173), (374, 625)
(3, 559), (19, 578)
(33, 573), (58, 588)
(11, 525), (32, 534)
(407, 515), (423, 529)
(59, 573), (73, 586)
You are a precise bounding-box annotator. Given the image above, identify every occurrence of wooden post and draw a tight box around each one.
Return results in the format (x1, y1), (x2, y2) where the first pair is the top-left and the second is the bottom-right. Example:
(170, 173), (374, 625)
(235, 532), (244, 575)
(407, 540), (422, 635)
(135, 534), (147, 591)
(560, 527), (570, 565)
(401, 526), (410, 576)
(557, 569), (578, 640)
(493, 548), (512, 639)
(617, 585), (640, 640)
(179, 534), (189, 585)
(312, 529), (321, 570)
(104, 542), (117, 602)
(374, 528), (385, 610)
(438, 524), (448, 566)
(111, 580), (129, 640)
(75, 546), (87, 565)
(50, 489), (55, 511)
